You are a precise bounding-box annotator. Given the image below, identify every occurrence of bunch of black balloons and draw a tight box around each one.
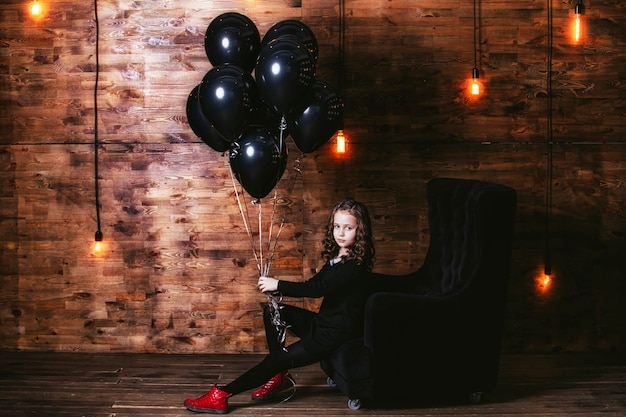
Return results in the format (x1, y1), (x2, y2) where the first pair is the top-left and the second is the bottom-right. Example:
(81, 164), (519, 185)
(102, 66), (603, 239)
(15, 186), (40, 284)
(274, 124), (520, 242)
(186, 12), (344, 199)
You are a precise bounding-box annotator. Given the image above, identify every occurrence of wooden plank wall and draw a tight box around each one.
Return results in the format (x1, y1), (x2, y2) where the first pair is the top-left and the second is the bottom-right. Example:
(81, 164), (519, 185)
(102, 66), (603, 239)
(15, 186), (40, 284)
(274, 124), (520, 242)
(0, 0), (624, 354)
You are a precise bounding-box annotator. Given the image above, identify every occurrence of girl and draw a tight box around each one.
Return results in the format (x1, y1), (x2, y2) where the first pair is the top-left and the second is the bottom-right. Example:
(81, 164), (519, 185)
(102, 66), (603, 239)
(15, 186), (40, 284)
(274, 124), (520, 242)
(184, 198), (375, 414)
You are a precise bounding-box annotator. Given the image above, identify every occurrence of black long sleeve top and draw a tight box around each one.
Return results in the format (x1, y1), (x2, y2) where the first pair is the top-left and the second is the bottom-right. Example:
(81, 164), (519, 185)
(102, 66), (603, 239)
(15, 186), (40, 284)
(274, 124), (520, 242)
(277, 259), (369, 354)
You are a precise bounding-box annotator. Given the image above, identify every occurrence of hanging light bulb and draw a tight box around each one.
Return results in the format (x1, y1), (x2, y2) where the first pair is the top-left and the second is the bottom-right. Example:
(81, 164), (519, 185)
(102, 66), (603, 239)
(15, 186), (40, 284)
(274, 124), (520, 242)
(336, 1), (348, 157)
(573, 1), (584, 43)
(93, 0), (104, 255)
(536, 264), (553, 295)
(93, 230), (103, 253)
(30, 0), (42, 16)
(335, 129), (346, 154)
(467, 0), (483, 99)
(470, 67), (481, 96)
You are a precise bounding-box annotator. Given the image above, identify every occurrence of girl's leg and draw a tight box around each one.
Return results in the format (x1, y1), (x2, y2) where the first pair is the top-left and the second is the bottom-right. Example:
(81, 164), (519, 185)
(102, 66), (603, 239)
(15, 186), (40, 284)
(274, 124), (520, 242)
(221, 341), (322, 395)
(184, 312), (321, 412)
(263, 304), (316, 353)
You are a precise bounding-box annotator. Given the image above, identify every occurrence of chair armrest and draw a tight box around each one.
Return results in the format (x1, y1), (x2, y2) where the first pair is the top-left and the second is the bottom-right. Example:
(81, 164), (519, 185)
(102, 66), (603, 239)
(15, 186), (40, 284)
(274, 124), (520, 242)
(367, 269), (433, 294)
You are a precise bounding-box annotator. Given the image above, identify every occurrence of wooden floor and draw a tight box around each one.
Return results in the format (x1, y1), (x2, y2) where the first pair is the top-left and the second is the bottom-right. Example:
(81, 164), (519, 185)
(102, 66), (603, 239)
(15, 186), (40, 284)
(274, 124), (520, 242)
(1, 351), (625, 416)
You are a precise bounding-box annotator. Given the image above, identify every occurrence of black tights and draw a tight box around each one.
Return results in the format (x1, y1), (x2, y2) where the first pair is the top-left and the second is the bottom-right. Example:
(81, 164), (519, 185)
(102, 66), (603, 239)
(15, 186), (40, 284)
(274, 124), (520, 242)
(222, 304), (324, 395)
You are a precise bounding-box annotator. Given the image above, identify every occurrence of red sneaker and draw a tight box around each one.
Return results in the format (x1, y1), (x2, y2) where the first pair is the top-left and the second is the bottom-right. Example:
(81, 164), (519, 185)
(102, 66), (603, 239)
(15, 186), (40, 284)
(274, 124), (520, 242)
(184, 385), (232, 414)
(251, 371), (295, 401)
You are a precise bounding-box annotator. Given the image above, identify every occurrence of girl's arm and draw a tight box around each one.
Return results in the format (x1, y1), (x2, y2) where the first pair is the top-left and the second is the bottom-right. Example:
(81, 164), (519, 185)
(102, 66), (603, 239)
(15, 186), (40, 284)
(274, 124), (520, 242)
(277, 261), (362, 298)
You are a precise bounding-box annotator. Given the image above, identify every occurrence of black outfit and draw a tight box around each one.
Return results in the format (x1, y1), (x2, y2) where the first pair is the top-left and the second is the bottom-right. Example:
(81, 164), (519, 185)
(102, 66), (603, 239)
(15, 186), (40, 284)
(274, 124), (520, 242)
(222, 259), (369, 395)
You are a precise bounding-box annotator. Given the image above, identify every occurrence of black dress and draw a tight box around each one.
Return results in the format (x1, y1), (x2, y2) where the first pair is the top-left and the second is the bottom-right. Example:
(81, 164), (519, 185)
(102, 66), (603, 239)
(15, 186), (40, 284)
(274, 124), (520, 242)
(277, 258), (369, 355)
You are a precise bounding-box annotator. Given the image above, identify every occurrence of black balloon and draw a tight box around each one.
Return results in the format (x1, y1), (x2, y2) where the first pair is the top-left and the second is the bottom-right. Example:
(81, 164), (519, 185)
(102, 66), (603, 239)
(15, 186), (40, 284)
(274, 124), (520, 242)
(255, 38), (315, 116)
(229, 127), (287, 199)
(288, 80), (343, 153)
(248, 96), (289, 139)
(186, 85), (231, 152)
(261, 19), (318, 62)
(199, 64), (257, 142)
(205, 12), (260, 73)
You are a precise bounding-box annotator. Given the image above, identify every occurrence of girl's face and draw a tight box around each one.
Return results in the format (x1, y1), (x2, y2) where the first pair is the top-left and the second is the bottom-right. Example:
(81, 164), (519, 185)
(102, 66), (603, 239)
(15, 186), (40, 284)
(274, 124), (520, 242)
(333, 210), (358, 257)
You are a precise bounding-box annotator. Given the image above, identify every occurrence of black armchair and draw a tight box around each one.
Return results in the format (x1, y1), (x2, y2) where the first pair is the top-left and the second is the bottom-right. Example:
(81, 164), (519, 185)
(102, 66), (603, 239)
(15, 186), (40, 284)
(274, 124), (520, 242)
(321, 178), (518, 410)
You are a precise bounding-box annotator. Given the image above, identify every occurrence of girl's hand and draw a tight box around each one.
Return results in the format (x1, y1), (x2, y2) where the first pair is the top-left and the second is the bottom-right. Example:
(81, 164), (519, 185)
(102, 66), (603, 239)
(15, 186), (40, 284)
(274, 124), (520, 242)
(258, 276), (279, 293)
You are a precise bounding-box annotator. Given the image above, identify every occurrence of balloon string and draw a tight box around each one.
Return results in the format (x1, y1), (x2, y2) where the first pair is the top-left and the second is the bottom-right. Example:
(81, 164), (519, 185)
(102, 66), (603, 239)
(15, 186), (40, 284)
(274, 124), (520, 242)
(261, 117), (290, 277)
(287, 153), (303, 197)
(257, 197), (263, 276)
(264, 190), (277, 276)
(279, 115), (287, 154)
(266, 291), (290, 351)
(265, 216), (284, 277)
(264, 122), (289, 346)
(228, 162), (261, 275)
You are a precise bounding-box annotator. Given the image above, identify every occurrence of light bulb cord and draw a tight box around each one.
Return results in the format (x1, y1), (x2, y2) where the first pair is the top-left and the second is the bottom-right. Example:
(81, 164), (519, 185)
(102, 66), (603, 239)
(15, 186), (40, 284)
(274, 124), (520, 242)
(339, 0), (345, 130)
(545, 0), (554, 275)
(94, 0), (102, 236)
(473, 0), (478, 70)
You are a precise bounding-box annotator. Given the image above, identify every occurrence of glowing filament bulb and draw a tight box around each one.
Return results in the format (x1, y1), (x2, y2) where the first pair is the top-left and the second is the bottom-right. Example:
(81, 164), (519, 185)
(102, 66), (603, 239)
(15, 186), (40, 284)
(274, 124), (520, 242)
(573, 2), (584, 43)
(336, 130), (346, 153)
(471, 79), (480, 96)
(470, 67), (481, 96)
(535, 265), (554, 296)
(93, 230), (104, 255)
(30, 0), (42, 16)
(574, 15), (581, 43)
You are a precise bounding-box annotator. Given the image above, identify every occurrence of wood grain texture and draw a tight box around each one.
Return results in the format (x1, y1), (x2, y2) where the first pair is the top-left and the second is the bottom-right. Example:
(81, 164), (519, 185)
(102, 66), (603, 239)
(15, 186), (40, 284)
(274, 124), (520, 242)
(0, 351), (625, 416)
(1, 0), (625, 354)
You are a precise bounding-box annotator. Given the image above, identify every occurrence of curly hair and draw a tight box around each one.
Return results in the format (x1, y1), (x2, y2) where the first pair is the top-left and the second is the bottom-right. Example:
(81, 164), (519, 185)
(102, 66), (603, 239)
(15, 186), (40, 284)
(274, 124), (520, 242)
(321, 199), (375, 271)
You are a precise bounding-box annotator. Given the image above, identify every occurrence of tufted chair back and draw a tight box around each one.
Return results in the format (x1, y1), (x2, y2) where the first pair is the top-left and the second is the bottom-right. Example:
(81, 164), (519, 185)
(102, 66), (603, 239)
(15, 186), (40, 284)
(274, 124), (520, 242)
(421, 178), (516, 295)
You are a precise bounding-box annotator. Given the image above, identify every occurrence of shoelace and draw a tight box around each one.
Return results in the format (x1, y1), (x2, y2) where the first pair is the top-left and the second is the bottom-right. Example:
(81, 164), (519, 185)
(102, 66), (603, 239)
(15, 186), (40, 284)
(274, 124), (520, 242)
(277, 374), (297, 404)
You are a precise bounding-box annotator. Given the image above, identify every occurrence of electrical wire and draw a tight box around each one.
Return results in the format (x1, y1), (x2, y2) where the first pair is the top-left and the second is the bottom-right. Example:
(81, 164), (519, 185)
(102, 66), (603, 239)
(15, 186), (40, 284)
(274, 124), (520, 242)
(339, 0), (345, 95)
(338, 0), (345, 133)
(545, 0), (553, 275)
(473, 0), (478, 70)
(93, 0), (102, 239)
